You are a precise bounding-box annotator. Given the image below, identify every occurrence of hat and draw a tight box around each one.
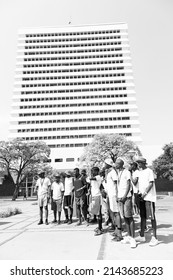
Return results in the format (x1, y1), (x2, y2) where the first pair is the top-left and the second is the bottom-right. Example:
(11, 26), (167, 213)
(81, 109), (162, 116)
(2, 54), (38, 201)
(54, 173), (61, 177)
(136, 157), (147, 164)
(104, 158), (114, 167)
(65, 170), (71, 176)
(38, 170), (45, 175)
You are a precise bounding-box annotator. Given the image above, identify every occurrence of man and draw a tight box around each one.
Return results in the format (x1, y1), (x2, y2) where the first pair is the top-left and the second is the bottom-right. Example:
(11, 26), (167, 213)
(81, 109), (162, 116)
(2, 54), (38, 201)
(63, 171), (74, 224)
(104, 158), (122, 241)
(35, 171), (51, 225)
(51, 174), (64, 224)
(89, 167), (103, 236)
(130, 162), (140, 215)
(73, 168), (88, 226)
(135, 157), (158, 246)
(116, 158), (136, 248)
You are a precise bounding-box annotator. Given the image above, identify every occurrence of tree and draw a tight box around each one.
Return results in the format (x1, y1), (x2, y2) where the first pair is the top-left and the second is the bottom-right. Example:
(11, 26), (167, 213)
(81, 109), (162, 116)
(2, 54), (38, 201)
(152, 143), (173, 181)
(0, 138), (51, 200)
(79, 133), (141, 171)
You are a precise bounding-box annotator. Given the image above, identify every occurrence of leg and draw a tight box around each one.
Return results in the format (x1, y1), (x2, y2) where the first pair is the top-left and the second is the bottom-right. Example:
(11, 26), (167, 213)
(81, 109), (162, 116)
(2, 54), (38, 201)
(58, 211), (61, 223)
(53, 210), (57, 221)
(39, 206), (43, 223)
(45, 205), (48, 224)
(64, 208), (69, 222)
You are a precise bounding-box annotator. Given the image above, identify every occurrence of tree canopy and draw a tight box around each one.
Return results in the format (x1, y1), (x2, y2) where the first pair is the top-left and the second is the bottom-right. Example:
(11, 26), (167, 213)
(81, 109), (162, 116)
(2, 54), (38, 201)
(152, 142), (173, 181)
(79, 133), (141, 171)
(0, 138), (51, 200)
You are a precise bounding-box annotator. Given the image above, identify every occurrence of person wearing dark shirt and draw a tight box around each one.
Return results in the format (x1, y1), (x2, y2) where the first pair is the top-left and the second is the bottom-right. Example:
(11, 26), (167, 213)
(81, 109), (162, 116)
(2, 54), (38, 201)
(73, 168), (88, 226)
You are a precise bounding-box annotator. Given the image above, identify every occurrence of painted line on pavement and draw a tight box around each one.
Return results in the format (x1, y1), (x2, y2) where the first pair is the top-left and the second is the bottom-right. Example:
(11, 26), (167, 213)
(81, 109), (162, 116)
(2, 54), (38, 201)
(97, 232), (107, 260)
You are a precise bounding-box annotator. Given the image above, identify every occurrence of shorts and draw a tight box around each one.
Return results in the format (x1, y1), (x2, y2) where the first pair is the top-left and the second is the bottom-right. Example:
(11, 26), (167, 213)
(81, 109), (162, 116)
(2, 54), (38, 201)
(89, 196), (102, 216)
(139, 199), (155, 220)
(38, 194), (49, 207)
(118, 196), (133, 218)
(109, 195), (119, 213)
(75, 194), (87, 209)
(52, 199), (62, 212)
(63, 195), (74, 209)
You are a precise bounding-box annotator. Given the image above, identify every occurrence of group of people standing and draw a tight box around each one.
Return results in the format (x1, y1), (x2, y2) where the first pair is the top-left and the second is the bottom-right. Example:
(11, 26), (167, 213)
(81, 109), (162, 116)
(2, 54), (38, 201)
(34, 156), (159, 249)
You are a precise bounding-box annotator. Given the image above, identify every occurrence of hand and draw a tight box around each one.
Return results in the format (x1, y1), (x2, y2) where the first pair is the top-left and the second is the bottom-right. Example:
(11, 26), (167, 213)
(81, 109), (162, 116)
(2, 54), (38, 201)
(120, 197), (126, 203)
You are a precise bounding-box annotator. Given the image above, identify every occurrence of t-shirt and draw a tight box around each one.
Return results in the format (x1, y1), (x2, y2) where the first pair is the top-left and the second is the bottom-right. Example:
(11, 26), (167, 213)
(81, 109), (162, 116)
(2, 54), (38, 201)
(90, 175), (102, 197)
(51, 182), (64, 200)
(131, 169), (139, 194)
(36, 177), (51, 196)
(138, 168), (156, 202)
(117, 169), (131, 198)
(105, 169), (118, 198)
(64, 177), (74, 196)
(73, 175), (86, 198)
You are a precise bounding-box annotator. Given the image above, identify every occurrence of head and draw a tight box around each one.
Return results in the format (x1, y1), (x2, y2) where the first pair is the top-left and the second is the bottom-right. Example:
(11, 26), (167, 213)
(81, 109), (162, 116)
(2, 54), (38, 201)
(55, 175), (61, 183)
(131, 162), (138, 171)
(91, 166), (100, 177)
(136, 157), (147, 170)
(38, 171), (45, 178)
(104, 158), (114, 170)
(100, 170), (105, 178)
(65, 170), (71, 178)
(115, 158), (124, 170)
(81, 169), (87, 177)
(74, 167), (80, 177)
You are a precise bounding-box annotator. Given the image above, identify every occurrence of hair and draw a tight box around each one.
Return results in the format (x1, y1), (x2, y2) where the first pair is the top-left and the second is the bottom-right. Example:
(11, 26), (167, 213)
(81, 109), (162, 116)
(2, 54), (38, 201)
(74, 167), (79, 172)
(132, 162), (138, 169)
(92, 166), (100, 173)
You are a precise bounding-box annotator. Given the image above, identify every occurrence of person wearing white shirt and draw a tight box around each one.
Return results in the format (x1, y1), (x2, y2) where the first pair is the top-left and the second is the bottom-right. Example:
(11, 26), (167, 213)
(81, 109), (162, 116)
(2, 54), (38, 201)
(135, 157), (158, 247)
(35, 171), (51, 225)
(116, 158), (136, 248)
(63, 171), (74, 224)
(51, 174), (64, 224)
(104, 158), (122, 242)
(89, 167), (103, 236)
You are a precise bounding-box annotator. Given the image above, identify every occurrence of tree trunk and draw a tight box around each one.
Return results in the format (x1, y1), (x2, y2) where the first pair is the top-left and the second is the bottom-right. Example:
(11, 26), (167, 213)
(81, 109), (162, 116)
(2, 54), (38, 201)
(12, 184), (19, 201)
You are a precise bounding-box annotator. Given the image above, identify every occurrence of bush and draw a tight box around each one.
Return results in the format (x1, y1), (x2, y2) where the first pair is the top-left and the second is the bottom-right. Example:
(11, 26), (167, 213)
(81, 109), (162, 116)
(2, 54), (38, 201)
(0, 207), (22, 218)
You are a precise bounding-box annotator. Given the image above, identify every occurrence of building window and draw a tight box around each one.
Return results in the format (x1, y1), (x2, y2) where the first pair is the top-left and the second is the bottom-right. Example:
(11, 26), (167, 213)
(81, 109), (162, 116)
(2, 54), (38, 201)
(55, 158), (63, 162)
(66, 158), (75, 162)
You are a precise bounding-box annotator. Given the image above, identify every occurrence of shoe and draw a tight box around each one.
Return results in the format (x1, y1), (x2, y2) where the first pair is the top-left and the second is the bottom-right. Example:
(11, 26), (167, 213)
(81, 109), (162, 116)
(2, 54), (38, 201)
(130, 237), (137, 248)
(112, 236), (123, 242)
(94, 227), (104, 233)
(68, 220), (72, 225)
(149, 236), (159, 247)
(57, 220), (61, 225)
(76, 221), (82, 226)
(38, 220), (43, 225)
(107, 226), (115, 232)
(94, 229), (103, 236)
(52, 220), (57, 223)
(135, 235), (146, 242)
(45, 220), (48, 225)
(111, 231), (117, 237)
(89, 219), (97, 224)
(84, 220), (89, 226)
(64, 219), (69, 224)
(121, 236), (130, 244)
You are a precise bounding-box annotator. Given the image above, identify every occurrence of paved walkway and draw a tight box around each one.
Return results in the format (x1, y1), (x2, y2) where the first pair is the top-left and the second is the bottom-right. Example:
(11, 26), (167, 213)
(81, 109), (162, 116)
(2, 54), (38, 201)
(0, 195), (173, 260)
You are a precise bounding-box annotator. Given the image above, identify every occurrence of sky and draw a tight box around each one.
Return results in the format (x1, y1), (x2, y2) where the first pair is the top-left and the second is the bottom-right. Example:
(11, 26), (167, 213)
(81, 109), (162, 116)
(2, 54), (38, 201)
(0, 0), (172, 162)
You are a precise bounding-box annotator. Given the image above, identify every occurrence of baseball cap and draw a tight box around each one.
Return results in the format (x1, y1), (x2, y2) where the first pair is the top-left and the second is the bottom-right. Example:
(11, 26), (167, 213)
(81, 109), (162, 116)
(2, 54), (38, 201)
(136, 157), (147, 164)
(104, 158), (114, 167)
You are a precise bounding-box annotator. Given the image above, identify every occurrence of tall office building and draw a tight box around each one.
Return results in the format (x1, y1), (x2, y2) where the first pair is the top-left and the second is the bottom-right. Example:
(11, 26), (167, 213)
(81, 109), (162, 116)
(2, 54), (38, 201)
(10, 23), (141, 169)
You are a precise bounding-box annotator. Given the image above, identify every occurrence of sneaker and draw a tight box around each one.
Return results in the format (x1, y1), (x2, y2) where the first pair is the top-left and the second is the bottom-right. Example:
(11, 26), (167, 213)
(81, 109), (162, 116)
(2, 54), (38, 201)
(51, 220), (57, 223)
(149, 236), (159, 247)
(76, 221), (82, 226)
(89, 218), (97, 224)
(68, 220), (72, 225)
(94, 227), (104, 233)
(135, 235), (146, 242)
(130, 237), (137, 248)
(94, 229), (103, 236)
(84, 221), (89, 226)
(112, 236), (123, 242)
(121, 236), (130, 244)
(64, 219), (69, 224)
(38, 220), (43, 225)
(57, 220), (61, 225)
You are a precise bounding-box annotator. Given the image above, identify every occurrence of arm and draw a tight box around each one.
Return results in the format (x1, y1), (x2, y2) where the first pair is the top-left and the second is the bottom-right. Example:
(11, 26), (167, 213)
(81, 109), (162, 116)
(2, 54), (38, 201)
(120, 179), (131, 203)
(141, 181), (154, 199)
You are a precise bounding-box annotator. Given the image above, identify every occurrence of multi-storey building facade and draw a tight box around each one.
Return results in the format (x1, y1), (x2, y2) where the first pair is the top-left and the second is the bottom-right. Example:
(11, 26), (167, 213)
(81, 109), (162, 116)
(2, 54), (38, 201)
(9, 23), (141, 169)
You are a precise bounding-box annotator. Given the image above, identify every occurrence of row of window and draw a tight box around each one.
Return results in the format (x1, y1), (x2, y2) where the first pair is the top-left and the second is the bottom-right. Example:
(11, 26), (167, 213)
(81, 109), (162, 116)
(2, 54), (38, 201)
(25, 35), (122, 44)
(24, 47), (122, 56)
(22, 73), (125, 82)
(20, 87), (127, 95)
(23, 55), (124, 62)
(24, 41), (122, 50)
(21, 133), (133, 145)
(18, 124), (131, 133)
(21, 80), (126, 88)
(18, 116), (130, 125)
(18, 108), (129, 117)
(22, 66), (124, 75)
(22, 60), (125, 68)
(20, 94), (127, 102)
(25, 30), (121, 38)
(19, 101), (128, 109)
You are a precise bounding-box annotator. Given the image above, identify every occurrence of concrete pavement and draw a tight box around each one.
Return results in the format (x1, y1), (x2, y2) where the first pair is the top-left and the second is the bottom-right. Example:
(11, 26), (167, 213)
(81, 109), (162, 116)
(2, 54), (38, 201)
(0, 195), (173, 260)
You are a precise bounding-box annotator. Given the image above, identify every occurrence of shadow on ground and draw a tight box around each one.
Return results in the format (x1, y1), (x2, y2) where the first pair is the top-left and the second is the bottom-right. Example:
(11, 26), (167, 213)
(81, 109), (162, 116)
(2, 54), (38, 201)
(0, 222), (11, 226)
